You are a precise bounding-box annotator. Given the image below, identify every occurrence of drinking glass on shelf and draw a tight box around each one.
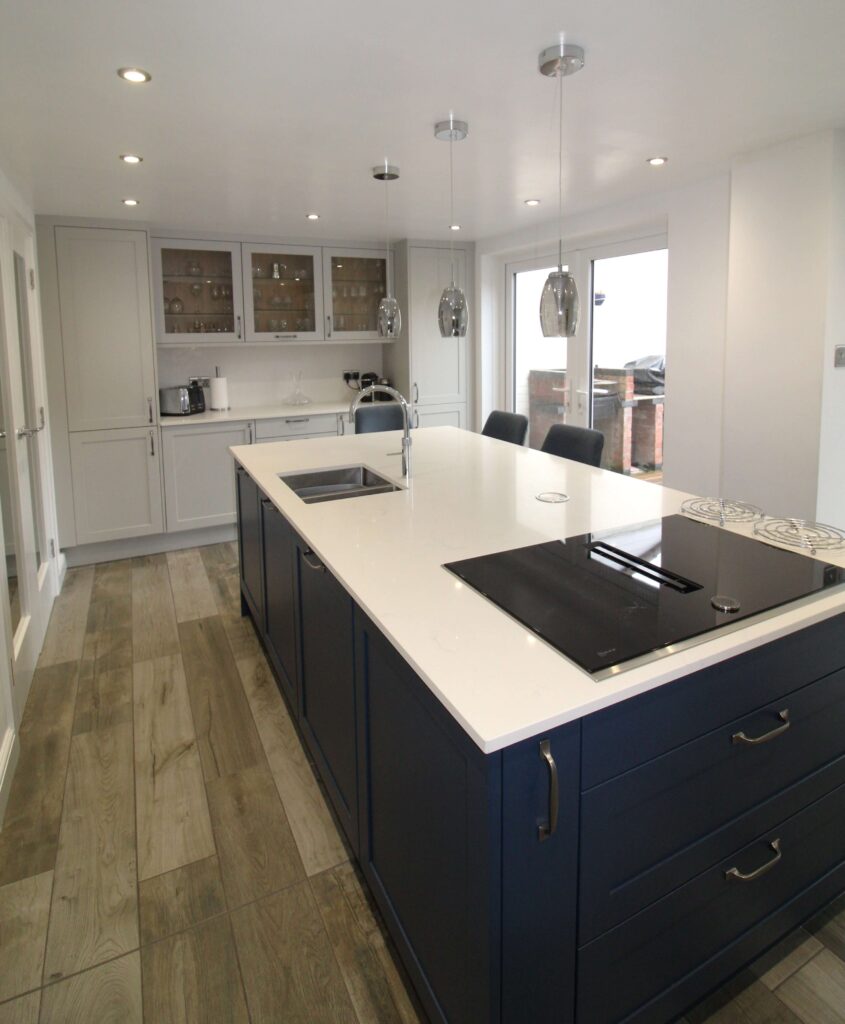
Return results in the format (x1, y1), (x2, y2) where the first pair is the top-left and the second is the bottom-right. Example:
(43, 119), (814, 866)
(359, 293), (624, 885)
(210, 284), (221, 301)
(170, 297), (184, 315)
(269, 319), (279, 331)
(163, 298), (171, 314)
(186, 260), (202, 276)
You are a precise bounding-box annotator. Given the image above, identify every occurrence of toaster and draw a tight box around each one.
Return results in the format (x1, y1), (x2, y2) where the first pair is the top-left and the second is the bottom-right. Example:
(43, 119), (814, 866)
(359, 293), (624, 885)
(159, 384), (205, 416)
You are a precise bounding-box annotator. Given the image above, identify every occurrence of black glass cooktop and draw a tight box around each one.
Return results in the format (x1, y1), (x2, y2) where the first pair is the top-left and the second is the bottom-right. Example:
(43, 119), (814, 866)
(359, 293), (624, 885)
(444, 515), (845, 675)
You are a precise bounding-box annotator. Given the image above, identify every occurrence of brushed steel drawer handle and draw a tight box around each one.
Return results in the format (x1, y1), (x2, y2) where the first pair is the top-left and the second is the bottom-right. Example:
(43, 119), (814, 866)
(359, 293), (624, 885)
(302, 549), (325, 573)
(725, 838), (782, 882)
(537, 739), (559, 842)
(285, 418), (309, 424)
(732, 709), (790, 746)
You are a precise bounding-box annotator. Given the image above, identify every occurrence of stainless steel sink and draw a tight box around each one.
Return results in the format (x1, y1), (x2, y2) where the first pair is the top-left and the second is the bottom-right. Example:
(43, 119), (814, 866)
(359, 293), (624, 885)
(279, 465), (401, 503)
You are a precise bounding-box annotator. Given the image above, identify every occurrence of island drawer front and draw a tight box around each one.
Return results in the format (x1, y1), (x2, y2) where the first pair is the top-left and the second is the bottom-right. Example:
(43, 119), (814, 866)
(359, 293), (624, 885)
(576, 778), (845, 1024)
(581, 612), (845, 790)
(254, 414), (337, 439)
(579, 667), (845, 942)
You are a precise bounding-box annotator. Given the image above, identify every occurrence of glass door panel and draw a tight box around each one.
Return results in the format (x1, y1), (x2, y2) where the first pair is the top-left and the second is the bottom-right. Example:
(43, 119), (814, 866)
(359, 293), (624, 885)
(153, 240), (243, 344)
(324, 249), (388, 342)
(590, 248), (668, 479)
(0, 383), (22, 635)
(243, 244), (322, 342)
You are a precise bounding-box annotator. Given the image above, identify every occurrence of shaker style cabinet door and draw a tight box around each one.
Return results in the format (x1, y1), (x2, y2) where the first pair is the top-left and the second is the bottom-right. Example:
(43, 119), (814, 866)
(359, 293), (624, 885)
(69, 428), (163, 544)
(322, 248), (392, 342)
(161, 421), (252, 531)
(242, 243), (324, 342)
(413, 404), (466, 429)
(152, 238), (244, 345)
(409, 246), (468, 406)
(55, 227), (157, 431)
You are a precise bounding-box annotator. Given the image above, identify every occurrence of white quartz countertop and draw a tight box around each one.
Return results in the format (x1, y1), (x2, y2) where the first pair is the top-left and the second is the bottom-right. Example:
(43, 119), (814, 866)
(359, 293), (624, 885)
(160, 401), (350, 428)
(231, 427), (845, 754)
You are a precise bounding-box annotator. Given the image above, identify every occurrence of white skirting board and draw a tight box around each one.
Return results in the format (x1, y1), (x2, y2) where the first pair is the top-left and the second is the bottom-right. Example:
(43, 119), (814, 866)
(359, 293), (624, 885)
(64, 523), (237, 567)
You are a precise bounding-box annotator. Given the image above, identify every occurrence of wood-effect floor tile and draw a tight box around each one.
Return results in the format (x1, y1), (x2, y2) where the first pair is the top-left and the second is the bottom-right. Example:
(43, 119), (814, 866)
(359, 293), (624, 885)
(0, 662), (78, 887)
(139, 856), (226, 946)
(73, 663), (132, 736)
(238, 654), (348, 876)
(807, 893), (845, 962)
(178, 617), (264, 782)
(37, 566), (94, 668)
(206, 763), (305, 909)
(198, 546), (260, 660)
(39, 951), (142, 1024)
(0, 871), (53, 1002)
(133, 655), (214, 881)
(166, 549), (218, 623)
(43, 722), (137, 982)
(141, 915), (249, 1023)
(686, 969), (803, 1023)
(777, 949), (845, 1024)
(311, 861), (421, 1024)
(82, 560), (133, 676)
(231, 881), (358, 1024)
(0, 991), (40, 1024)
(751, 928), (825, 991)
(131, 554), (180, 662)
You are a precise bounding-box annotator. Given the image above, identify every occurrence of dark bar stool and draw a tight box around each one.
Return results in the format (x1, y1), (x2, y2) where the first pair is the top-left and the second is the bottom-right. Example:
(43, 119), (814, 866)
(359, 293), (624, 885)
(481, 411), (528, 446)
(354, 403), (405, 434)
(540, 424), (604, 467)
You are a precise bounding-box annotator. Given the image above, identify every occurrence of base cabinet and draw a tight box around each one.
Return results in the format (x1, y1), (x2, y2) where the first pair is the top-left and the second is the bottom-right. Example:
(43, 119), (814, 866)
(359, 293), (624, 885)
(235, 470), (845, 1024)
(69, 428), (163, 543)
(235, 467), (263, 626)
(414, 403), (466, 429)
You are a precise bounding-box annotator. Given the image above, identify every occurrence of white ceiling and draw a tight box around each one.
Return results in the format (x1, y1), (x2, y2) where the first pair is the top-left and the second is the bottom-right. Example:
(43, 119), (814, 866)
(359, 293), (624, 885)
(1, 0), (844, 243)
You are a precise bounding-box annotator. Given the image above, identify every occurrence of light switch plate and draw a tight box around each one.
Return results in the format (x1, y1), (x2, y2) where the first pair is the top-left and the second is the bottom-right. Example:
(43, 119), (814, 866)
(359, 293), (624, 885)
(835, 346), (845, 369)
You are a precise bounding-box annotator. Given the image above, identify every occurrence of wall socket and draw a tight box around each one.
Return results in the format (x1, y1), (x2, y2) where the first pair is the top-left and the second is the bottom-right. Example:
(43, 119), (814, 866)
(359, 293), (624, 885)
(189, 376), (211, 387)
(343, 370), (360, 382)
(835, 346), (845, 369)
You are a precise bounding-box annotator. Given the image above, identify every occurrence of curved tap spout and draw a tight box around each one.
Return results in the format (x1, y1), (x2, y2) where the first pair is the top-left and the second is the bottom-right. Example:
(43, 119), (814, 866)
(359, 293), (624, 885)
(349, 385), (412, 478)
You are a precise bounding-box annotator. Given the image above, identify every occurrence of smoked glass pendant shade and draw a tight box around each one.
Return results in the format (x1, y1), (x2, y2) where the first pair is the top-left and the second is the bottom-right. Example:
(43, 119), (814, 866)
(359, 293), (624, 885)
(438, 284), (468, 338)
(539, 269), (580, 338)
(377, 296), (401, 339)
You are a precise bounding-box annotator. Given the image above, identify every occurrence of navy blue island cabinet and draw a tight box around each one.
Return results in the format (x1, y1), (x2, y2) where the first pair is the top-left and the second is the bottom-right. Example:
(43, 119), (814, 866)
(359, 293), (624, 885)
(237, 475), (845, 1024)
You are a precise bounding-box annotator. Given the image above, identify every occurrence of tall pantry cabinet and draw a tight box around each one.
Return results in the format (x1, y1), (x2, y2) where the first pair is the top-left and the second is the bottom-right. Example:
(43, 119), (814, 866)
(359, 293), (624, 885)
(44, 226), (163, 545)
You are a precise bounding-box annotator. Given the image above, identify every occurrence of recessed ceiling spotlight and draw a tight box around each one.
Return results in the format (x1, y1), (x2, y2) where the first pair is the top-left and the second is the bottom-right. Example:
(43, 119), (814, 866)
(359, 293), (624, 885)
(122, 198), (139, 206)
(524, 198), (541, 206)
(117, 67), (151, 84)
(120, 154), (143, 164)
(647, 156), (668, 166)
(306, 213), (320, 220)
(450, 224), (461, 231)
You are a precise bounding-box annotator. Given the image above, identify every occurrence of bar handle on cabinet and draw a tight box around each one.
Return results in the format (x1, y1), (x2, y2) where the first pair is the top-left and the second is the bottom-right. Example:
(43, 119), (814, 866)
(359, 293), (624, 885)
(537, 739), (559, 841)
(732, 709), (790, 746)
(724, 838), (782, 882)
(149, 430), (155, 456)
(301, 549), (325, 573)
(327, 314), (332, 337)
(285, 418), (309, 424)
(274, 334), (297, 340)
(414, 410), (419, 428)
(413, 382), (419, 403)
(147, 397), (153, 423)
(236, 315), (242, 340)
(247, 422), (254, 444)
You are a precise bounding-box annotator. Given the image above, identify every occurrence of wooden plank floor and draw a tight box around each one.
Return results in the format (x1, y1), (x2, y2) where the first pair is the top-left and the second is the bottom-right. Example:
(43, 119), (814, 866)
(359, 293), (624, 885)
(1, 545), (844, 1023)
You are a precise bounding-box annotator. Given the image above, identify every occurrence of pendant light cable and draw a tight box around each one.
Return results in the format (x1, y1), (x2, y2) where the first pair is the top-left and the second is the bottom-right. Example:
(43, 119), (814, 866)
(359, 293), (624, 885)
(384, 173), (391, 297)
(557, 69), (563, 271)
(449, 131), (456, 285)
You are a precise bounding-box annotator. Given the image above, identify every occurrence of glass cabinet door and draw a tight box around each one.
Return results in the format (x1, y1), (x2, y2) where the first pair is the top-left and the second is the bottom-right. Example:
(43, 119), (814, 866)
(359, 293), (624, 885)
(152, 239), (243, 344)
(242, 244), (323, 342)
(323, 248), (390, 342)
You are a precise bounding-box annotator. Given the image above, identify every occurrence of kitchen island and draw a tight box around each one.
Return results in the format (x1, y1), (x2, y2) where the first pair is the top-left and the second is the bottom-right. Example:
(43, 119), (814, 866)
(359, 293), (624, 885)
(232, 427), (845, 1024)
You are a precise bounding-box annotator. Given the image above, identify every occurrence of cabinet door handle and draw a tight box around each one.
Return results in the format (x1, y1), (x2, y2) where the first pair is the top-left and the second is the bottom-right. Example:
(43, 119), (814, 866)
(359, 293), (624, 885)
(247, 422), (254, 444)
(732, 709), (790, 746)
(327, 314), (332, 337)
(285, 417), (309, 424)
(537, 739), (559, 841)
(149, 430), (155, 456)
(724, 838), (782, 883)
(275, 334), (297, 339)
(147, 397), (153, 423)
(414, 410), (419, 428)
(236, 315), (242, 340)
(413, 382), (419, 403)
(301, 549), (325, 573)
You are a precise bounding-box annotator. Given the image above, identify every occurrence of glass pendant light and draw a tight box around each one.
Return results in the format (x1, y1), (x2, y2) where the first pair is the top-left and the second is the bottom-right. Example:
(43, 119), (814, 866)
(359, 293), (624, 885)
(434, 117), (469, 338)
(538, 42), (584, 338)
(372, 162), (401, 339)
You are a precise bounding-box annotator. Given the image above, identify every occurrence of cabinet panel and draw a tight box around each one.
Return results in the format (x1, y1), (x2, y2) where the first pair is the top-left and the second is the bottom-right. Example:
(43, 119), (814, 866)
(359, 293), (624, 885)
(409, 247), (467, 405)
(69, 428), (163, 543)
(242, 244), (323, 342)
(56, 227), (156, 431)
(253, 414), (337, 439)
(152, 239), (243, 344)
(236, 467), (263, 624)
(298, 543), (357, 847)
(162, 421), (252, 532)
(414, 403), (465, 429)
(323, 248), (391, 342)
(261, 501), (298, 712)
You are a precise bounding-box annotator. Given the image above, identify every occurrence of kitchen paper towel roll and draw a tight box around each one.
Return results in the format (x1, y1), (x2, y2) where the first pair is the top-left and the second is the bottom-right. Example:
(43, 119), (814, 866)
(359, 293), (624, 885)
(210, 377), (229, 410)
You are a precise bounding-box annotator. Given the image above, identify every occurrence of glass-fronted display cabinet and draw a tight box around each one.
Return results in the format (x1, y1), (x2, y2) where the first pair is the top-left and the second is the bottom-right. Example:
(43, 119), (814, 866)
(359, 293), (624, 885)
(242, 244), (323, 342)
(323, 248), (392, 342)
(152, 239), (244, 344)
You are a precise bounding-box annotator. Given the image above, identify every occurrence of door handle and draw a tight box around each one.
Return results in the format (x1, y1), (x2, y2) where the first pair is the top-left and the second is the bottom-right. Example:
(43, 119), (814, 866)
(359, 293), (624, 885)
(537, 739), (559, 841)
(732, 709), (790, 746)
(149, 430), (155, 456)
(247, 422), (254, 444)
(301, 549), (325, 573)
(147, 397), (153, 423)
(327, 314), (332, 337)
(16, 426), (36, 438)
(236, 315), (242, 340)
(285, 418), (309, 424)
(413, 382), (419, 403)
(414, 410), (419, 428)
(724, 838), (782, 882)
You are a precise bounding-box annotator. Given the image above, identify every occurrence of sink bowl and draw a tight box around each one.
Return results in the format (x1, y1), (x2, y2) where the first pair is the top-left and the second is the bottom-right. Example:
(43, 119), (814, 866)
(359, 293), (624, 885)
(279, 465), (401, 504)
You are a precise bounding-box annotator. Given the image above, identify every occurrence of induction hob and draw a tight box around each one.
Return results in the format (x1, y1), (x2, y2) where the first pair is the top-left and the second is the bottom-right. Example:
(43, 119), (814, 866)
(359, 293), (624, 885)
(444, 515), (845, 676)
